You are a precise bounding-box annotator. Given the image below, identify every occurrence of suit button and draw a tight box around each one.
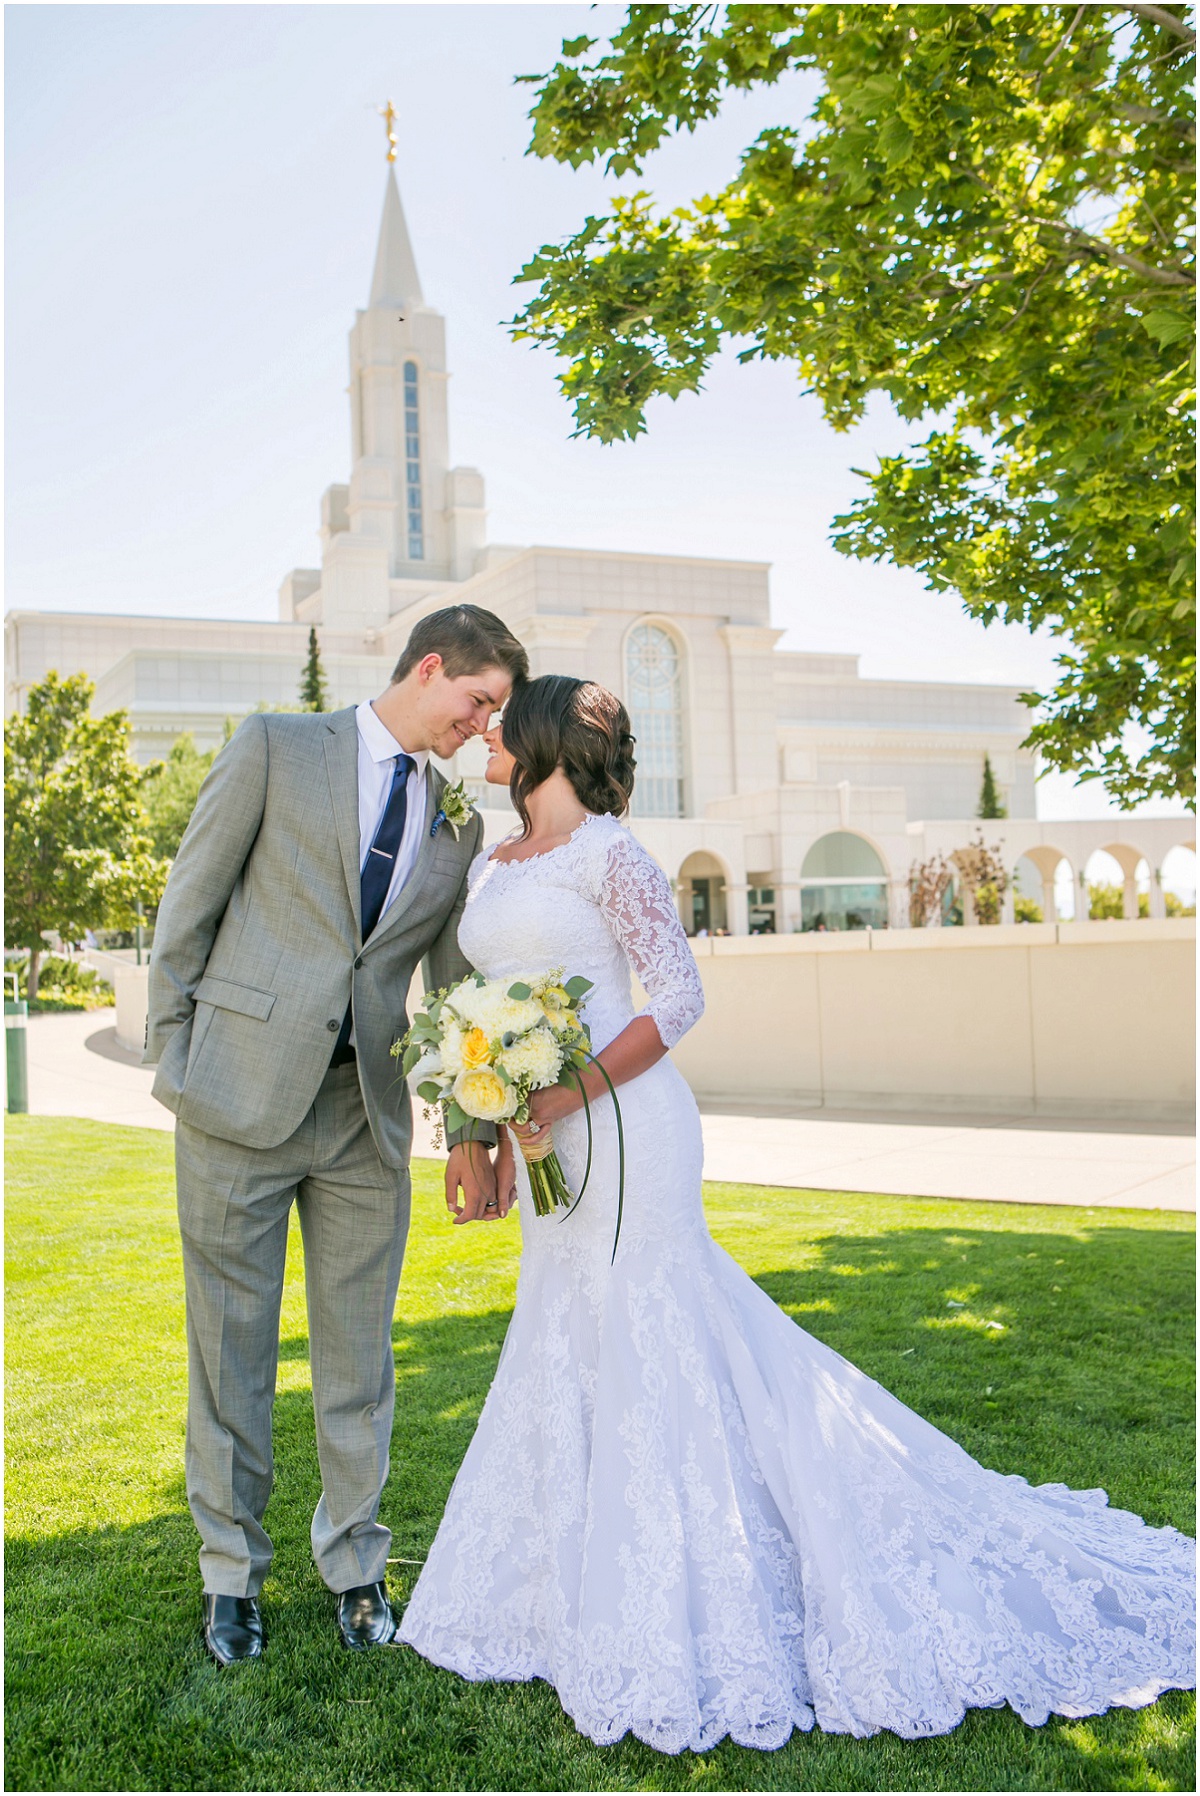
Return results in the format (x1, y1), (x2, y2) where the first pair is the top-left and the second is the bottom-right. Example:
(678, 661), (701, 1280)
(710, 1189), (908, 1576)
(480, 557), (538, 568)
(326, 1018), (339, 1031)
(354, 956), (363, 970)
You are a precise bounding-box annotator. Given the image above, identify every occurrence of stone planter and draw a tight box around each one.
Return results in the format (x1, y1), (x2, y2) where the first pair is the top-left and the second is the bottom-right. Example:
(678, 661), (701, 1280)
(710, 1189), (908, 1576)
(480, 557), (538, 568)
(113, 965), (149, 1056)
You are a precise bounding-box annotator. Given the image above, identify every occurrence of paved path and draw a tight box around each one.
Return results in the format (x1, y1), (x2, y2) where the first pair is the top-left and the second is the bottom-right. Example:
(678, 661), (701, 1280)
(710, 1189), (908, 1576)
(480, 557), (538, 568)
(12, 1009), (1194, 1213)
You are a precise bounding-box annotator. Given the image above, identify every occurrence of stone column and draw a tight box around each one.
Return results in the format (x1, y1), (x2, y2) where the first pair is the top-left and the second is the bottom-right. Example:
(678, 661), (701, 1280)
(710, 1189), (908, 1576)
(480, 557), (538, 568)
(1074, 866), (1091, 925)
(717, 625), (785, 795)
(724, 882), (750, 936)
(1040, 871), (1057, 923)
(1149, 867), (1168, 918)
(888, 879), (911, 929)
(776, 881), (802, 934)
(1123, 874), (1140, 920)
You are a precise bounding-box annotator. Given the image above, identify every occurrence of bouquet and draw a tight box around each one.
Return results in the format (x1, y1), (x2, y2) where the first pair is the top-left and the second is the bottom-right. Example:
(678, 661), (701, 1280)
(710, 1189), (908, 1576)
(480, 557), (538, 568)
(392, 970), (623, 1249)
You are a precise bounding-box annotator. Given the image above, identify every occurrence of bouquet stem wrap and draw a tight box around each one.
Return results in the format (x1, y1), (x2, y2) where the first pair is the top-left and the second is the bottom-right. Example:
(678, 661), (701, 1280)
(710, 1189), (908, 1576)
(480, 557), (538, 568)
(514, 1124), (575, 1216)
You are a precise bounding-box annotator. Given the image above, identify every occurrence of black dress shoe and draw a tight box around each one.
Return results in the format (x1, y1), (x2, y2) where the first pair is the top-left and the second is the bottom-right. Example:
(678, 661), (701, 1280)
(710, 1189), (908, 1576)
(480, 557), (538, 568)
(203, 1593), (263, 1665)
(336, 1581), (399, 1650)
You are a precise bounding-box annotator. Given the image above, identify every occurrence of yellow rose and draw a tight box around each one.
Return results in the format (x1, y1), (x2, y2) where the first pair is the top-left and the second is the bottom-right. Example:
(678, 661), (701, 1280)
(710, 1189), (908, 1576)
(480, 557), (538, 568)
(461, 1027), (492, 1069)
(454, 1067), (518, 1122)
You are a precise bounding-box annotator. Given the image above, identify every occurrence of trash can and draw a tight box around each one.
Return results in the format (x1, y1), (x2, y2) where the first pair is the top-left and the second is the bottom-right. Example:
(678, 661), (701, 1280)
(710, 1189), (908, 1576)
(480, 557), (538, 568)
(6, 996), (29, 1113)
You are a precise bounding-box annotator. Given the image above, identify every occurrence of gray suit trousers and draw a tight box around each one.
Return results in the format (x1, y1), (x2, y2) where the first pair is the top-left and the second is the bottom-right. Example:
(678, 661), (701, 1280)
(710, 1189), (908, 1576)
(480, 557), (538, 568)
(176, 1062), (410, 1596)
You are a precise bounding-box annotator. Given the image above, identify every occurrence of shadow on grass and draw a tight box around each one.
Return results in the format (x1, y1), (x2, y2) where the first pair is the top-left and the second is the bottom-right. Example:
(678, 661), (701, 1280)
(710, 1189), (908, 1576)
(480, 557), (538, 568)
(5, 1224), (1194, 1792)
(737, 1220), (1196, 1531)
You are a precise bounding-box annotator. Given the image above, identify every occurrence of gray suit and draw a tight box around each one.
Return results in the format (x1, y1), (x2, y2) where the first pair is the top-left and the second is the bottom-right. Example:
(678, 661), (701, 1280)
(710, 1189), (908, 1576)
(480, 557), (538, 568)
(146, 706), (484, 1596)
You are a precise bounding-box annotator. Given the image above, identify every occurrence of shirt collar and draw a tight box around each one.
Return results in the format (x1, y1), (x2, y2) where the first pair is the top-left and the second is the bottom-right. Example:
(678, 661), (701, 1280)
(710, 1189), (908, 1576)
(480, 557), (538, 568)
(355, 700), (430, 777)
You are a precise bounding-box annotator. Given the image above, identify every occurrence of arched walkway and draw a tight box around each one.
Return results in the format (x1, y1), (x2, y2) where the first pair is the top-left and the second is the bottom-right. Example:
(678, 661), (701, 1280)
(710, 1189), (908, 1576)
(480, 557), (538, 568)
(677, 850), (731, 936)
(1161, 843), (1197, 917)
(799, 831), (890, 932)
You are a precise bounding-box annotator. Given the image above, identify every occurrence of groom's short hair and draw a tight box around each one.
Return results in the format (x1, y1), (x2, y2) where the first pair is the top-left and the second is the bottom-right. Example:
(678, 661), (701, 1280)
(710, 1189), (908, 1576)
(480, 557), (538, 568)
(391, 604), (528, 687)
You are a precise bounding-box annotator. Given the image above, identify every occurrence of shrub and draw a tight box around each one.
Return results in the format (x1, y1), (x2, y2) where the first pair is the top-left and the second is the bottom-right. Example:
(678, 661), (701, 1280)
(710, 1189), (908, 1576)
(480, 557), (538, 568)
(10, 953), (114, 1012)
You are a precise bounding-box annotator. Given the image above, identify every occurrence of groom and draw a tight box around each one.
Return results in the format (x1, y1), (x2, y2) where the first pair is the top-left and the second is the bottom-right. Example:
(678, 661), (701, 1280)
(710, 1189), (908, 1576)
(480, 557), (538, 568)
(145, 603), (527, 1665)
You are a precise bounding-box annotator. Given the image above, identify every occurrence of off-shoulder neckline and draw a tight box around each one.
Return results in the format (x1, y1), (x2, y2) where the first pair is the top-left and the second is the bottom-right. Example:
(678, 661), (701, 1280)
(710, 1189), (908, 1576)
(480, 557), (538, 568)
(484, 809), (614, 871)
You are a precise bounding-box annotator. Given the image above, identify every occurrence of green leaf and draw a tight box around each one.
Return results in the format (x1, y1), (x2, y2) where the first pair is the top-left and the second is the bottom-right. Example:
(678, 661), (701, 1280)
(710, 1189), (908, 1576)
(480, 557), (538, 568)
(444, 1100), (468, 1134)
(507, 981), (532, 1000)
(877, 116), (914, 167)
(416, 1081), (442, 1103)
(564, 975), (593, 999)
(1141, 311), (1192, 348)
(507, 1), (1196, 810)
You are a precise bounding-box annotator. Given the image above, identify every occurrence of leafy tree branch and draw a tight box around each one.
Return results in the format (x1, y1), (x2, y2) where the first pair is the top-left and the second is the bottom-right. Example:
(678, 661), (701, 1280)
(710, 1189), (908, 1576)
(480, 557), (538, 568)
(513, 3), (1195, 805)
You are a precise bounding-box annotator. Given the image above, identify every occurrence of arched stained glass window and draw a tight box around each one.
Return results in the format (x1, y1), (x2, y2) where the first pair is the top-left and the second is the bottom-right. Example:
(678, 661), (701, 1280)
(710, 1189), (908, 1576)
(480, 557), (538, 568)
(627, 623), (684, 817)
(403, 361), (424, 561)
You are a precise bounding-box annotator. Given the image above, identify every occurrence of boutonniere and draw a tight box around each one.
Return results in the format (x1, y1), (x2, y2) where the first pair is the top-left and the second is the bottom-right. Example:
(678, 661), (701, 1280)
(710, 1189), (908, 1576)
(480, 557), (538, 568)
(430, 778), (476, 841)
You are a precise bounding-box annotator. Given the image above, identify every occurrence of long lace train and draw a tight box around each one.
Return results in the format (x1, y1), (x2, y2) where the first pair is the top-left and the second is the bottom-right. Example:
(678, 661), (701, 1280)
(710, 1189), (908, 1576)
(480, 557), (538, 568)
(396, 810), (1195, 1753)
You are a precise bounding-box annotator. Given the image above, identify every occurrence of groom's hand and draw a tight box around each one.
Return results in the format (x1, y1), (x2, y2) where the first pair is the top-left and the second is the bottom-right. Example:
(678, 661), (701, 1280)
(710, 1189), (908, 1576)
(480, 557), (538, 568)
(445, 1140), (498, 1225)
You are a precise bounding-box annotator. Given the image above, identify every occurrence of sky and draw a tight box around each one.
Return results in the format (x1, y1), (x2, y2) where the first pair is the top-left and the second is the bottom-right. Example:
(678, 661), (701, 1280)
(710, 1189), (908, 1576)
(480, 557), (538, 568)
(5, 0), (1191, 826)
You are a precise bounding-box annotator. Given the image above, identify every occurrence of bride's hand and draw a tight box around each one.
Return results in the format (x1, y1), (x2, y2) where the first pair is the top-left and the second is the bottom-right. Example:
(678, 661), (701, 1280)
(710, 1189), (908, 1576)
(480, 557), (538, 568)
(493, 1131), (518, 1218)
(511, 1081), (582, 1145)
(536, 1079), (587, 1125)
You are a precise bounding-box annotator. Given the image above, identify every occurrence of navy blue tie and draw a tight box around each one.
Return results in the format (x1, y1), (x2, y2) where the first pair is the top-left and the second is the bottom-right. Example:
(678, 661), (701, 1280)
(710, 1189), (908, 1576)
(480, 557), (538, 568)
(331, 753), (413, 1066)
(360, 753), (414, 941)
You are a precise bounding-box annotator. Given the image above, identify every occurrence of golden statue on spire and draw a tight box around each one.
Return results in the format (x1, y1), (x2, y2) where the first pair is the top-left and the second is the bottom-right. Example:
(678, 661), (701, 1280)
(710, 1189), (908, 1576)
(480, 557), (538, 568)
(378, 100), (398, 164)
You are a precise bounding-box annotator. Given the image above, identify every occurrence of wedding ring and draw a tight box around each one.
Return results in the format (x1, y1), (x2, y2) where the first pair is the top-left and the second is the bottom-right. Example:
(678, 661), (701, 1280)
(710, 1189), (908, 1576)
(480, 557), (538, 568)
(529, 1122), (542, 1135)
(484, 1198), (498, 1210)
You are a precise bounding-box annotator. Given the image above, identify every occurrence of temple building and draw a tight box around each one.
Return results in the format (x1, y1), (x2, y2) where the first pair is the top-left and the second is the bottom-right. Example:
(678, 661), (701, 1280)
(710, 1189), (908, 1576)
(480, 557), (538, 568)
(6, 168), (1192, 932)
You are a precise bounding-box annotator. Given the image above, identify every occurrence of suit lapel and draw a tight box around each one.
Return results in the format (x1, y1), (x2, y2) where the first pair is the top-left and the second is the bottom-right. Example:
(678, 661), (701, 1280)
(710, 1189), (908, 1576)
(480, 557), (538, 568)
(323, 711), (363, 939)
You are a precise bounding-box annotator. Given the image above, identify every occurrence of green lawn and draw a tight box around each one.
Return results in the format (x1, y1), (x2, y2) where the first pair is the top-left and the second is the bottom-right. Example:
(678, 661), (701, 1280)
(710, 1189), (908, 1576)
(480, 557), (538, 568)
(5, 1114), (1195, 1793)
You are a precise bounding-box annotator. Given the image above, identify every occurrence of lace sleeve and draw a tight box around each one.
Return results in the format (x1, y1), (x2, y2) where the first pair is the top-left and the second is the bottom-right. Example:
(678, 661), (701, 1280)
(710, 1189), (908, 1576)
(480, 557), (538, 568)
(594, 826), (705, 1050)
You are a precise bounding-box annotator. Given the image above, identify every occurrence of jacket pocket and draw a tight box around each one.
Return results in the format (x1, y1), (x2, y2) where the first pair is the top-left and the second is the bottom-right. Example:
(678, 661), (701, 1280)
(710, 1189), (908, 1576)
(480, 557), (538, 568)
(193, 975), (277, 1021)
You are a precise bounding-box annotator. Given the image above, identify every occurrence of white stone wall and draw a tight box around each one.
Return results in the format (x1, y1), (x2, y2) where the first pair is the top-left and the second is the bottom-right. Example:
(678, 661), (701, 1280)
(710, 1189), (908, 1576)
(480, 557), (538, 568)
(668, 919), (1195, 1122)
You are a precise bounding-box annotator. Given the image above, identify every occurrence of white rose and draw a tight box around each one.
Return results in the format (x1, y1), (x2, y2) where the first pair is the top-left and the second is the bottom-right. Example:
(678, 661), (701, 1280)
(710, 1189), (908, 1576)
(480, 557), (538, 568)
(454, 980), (541, 1040)
(407, 1047), (444, 1088)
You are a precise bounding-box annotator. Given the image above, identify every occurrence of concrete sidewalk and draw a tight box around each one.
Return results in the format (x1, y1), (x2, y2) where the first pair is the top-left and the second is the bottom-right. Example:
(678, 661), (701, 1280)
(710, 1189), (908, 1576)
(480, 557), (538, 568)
(12, 1008), (1195, 1213)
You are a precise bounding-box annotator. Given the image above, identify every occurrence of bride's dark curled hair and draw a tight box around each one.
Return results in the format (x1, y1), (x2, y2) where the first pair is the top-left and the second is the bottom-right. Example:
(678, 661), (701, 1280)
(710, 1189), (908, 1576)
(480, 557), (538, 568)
(502, 675), (637, 836)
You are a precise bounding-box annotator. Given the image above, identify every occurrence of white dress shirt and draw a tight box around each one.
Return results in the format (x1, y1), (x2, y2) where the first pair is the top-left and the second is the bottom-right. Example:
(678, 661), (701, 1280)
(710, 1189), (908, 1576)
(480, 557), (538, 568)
(355, 700), (431, 927)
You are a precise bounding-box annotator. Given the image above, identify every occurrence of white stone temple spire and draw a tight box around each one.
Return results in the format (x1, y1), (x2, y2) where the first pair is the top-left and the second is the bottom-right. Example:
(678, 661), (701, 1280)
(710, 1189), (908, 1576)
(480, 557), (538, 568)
(279, 156), (487, 631)
(369, 168), (423, 309)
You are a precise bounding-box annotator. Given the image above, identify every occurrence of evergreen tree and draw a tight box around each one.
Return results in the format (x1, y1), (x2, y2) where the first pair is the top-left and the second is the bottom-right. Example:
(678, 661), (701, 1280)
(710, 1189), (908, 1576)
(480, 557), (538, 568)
(977, 754), (1007, 820)
(299, 627), (329, 712)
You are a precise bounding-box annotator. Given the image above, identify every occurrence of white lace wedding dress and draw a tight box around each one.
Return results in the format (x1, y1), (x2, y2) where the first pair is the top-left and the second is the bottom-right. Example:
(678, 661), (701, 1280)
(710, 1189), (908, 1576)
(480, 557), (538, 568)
(397, 812), (1195, 1753)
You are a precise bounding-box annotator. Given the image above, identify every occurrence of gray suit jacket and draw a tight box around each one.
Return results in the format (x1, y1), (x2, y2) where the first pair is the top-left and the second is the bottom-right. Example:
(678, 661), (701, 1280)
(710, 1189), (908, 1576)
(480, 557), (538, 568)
(144, 707), (485, 1169)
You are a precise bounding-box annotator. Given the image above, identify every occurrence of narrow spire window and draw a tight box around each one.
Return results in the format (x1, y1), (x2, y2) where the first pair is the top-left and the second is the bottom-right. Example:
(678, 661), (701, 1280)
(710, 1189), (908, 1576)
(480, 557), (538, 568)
(627, 623), (685, 817)
(403, 361), (424, 561)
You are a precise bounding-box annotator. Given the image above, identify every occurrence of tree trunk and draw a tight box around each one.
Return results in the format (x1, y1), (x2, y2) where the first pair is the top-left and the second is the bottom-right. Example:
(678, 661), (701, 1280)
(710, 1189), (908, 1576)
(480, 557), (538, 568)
(27, 946), (42, 1003)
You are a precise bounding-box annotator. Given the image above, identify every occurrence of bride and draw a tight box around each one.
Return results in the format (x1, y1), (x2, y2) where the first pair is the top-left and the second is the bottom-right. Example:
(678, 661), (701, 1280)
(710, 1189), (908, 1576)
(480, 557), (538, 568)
(397, 675), (1195, 1754)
